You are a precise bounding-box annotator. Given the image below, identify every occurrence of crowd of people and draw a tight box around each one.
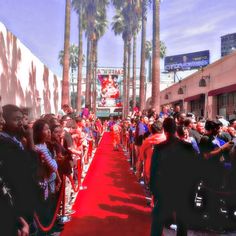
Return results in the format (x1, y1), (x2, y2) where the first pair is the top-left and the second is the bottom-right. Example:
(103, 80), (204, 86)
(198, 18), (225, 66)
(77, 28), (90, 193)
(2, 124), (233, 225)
(0, 99), (104, 236)
(108, 104), (236, 235)
(1, 98), (236, 235)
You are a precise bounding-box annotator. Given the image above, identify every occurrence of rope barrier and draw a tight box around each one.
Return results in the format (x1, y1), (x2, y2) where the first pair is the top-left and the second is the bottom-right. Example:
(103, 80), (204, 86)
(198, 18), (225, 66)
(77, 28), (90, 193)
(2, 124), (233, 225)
(34, 176), (65, 232)
(33, 133), (103, 232)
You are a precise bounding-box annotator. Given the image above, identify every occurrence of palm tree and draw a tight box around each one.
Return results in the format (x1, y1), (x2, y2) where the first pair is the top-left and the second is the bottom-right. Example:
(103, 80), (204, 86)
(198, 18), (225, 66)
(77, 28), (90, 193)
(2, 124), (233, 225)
(112, 10), (126, 118)
(59, 44), (86, 109)
(160, 40), (167, 59)
(139, 0), (148, 112)
(91, 7), (108, 113)
(61, 0), (71, 107)
(145, 40), (152, 84)
(72, 0), (85, 114)
(111, 1), (141, 117)
(145, 40), (166, 83)
(132, 33), (137, 109)
(83, 0), (109, 109)
(59, 44), (83, 74)
(131, 1), (142, 110)
(152, 0), (160, 113)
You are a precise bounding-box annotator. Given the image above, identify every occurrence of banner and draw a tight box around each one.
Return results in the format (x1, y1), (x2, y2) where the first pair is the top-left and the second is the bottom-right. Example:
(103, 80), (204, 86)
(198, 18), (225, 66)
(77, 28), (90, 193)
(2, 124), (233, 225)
(164, 50), (210, 71)
(97, 74), (122, 107)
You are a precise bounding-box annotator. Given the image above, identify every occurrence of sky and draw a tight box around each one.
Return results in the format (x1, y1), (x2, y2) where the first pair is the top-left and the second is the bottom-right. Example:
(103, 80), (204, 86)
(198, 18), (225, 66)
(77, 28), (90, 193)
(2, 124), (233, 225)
(0, 0), (235, 78)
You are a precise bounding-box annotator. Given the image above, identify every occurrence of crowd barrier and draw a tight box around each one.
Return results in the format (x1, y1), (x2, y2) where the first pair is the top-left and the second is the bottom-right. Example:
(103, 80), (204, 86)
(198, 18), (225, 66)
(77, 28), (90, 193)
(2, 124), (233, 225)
(33, 132), (104, 233)
(34, 175), (66, 232)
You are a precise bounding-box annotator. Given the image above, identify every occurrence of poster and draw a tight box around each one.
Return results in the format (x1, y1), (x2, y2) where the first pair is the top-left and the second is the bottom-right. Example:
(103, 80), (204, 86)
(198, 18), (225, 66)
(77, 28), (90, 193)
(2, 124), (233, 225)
(97, 74), (122, 107)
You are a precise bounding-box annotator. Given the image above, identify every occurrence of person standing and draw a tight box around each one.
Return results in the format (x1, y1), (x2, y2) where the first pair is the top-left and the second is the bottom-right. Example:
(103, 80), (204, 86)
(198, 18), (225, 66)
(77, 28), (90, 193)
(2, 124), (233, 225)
(0, 104), (37, 236)
(110, 120), (121, 151)
(150, 118), (198, 236)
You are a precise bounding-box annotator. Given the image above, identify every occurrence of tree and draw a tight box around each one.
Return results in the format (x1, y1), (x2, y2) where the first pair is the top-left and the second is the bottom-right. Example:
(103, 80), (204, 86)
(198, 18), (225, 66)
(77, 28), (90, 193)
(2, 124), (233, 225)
(111, 0), (141, 117)
(61, 0), (71, 107)
(152, 0), (161, 113)
(91, 7), (108, 113)
(139, 0), (148, 112)
(145, 40), (152, 83)
(145, 40), (166, 82)
(59, 44), (85, 74)
(111, 10), (128, 118)
(72, 0), (85, 113)
(83, 0), (109, 109)
(59, 44), (85, 110)
(132, 33), (137, 109)
(131, 1), (142, 110)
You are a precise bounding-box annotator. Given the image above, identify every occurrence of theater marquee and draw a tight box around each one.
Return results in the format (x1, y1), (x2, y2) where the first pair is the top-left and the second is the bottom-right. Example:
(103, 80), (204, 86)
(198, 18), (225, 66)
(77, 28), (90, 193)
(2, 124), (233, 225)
(97, 68), (124, 75)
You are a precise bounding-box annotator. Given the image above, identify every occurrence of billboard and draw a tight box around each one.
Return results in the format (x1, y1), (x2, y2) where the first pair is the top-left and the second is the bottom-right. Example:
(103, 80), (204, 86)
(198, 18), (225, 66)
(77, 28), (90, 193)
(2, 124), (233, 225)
(97, 74), (122, 107)
(164, 50), (210, 71)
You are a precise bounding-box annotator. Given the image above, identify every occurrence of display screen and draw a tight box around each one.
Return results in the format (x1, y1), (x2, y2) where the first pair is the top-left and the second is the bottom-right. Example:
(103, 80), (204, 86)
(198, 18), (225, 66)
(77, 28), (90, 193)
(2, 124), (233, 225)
(164, 50), (210, 71)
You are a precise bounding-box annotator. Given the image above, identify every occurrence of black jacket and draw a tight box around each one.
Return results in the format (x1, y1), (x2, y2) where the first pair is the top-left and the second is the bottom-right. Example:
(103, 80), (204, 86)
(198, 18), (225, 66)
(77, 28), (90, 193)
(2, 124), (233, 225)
(150, 136), (198, 205)
(0, 135), (38, 235)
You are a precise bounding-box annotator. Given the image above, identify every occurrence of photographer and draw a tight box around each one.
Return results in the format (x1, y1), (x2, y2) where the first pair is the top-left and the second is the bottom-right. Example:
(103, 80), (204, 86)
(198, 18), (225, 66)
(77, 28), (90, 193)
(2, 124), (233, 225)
(199, 120), (234, 227)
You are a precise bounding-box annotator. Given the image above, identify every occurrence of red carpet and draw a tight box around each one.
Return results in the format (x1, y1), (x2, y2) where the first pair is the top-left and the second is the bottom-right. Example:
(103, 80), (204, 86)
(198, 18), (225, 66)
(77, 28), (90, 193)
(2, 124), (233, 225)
(61, 132), (151, 236)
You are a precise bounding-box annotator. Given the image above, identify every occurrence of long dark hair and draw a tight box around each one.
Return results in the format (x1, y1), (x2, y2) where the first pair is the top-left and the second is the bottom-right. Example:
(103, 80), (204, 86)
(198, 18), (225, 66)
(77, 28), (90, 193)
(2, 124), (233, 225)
(33, 119), (49, 144)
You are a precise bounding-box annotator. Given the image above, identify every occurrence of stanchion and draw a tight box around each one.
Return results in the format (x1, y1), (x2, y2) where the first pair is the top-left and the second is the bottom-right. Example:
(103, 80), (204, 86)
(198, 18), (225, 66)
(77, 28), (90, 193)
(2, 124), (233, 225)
(34, 176), (65, 232)
(62, 175), (66, 216)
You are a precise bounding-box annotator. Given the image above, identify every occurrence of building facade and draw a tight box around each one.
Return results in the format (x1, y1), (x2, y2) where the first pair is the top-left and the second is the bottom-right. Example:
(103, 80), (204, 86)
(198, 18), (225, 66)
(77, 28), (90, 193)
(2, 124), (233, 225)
(159, 51), (236, 120)
(221, 33), (236, 57)
(0, 21), (61, 118)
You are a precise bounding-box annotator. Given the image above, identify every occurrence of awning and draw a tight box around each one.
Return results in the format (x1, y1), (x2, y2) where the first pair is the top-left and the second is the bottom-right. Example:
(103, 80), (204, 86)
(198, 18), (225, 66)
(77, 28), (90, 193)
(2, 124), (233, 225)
(208, 84), (236, 96)
(184, 93), (204, 102)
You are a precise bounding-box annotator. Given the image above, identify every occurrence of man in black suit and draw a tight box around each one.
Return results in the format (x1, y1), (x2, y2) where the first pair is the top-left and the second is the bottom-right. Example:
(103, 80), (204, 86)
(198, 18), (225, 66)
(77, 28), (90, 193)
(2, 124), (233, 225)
(150, 117), (198, 236)
(0, 104), (37, 235)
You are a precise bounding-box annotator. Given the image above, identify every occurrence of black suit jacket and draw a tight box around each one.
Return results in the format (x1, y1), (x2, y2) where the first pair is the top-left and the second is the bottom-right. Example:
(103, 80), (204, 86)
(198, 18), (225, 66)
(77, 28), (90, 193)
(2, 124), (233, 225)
(150, 136), (198, 207)
(0, 135), (38, 235)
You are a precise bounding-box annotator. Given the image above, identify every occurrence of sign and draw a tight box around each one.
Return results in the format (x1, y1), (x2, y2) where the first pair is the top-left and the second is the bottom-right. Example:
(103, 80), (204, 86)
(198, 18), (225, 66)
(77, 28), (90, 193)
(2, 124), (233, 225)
(96, 108), (110, 117)
(97, 74), (122, 107)
(164, 50), (210, 71)
(97, 68), (124, 75)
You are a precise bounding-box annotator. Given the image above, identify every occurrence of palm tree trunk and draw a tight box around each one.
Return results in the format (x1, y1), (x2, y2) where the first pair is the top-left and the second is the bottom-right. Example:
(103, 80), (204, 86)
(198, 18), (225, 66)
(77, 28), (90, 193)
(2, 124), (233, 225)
(88, 39), (93, 108)
(132, 34), (137, 109)
(85, 36), (91, 108)
(139, 0), (147, 111)
(76, 4), (83, 114)
(122, 39), (128, 118)
(92, 39), (97, 113)
(61, 0), (71, 107)
(148, 57), (152, 82)
(127, 40), (131, 115)
(152, 0), (160, 114)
